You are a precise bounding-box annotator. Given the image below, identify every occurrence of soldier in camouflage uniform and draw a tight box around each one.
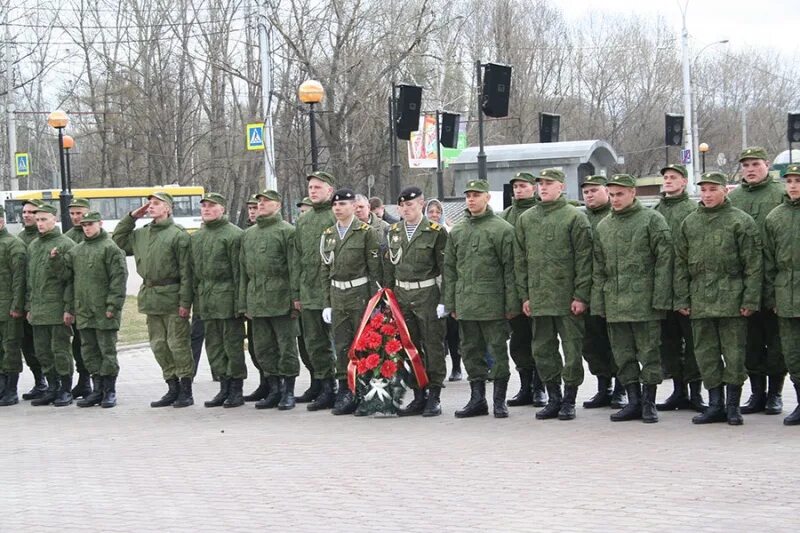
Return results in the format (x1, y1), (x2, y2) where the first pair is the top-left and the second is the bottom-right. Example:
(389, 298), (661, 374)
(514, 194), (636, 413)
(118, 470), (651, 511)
(241, 194), (268, 402)
(355, 194), (390, 249)
(0, 205), (27, 406)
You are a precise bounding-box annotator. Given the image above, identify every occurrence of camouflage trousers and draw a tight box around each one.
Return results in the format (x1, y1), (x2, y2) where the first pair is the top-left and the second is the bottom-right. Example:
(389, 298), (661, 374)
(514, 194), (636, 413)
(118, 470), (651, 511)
(0, 318), (23, 374)
(691, 317), (747, 389)
(744, 309), (786, 378)
(395, 286), (446, 388)
(459, 319), (510, 382)
(583, 314), (617, 378)
(146, 314), (193, 380)
(532, 314), (585, 386)
(80, 328), (120, 377)
(300, 309), (335, 380)
(252, 315), (300, 378)
(778, 317), (800, 386)
(607, 320), (663, 386)
(660, 311), (700, 383)
(32, 324), (73, 377)
(508, 314), (536, 372)
(205, 318), (247, 380)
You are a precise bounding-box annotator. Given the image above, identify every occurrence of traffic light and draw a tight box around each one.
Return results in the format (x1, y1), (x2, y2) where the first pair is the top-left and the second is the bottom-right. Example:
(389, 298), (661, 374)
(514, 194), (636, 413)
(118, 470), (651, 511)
(788, 112), (800, 143)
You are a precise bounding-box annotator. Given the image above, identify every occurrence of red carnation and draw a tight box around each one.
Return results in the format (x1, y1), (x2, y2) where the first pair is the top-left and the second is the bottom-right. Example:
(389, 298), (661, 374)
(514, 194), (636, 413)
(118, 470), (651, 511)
(353, 336), (368, 352)
(357, 358), (370, 375)
(369, 313), (386, 328)
(365, 353), (381, 370)
(385, 339), (402, 355)
(380, 359), (398, 379)
(364, 331), (383, 350)
(380, 323), (397, 336)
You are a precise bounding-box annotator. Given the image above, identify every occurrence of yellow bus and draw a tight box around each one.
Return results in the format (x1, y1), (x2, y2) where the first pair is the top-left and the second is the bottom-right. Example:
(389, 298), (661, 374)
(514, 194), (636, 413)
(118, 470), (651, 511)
(2, 185), (205, 234)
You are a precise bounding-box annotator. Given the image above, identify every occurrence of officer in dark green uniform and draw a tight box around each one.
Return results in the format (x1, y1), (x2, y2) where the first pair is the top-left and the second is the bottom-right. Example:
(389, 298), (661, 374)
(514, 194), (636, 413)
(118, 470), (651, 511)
(728, 147), (786, 415)
(764, 164), (800, 425)
(445, 179), (518, 419)
(321, 188), (382, 415)
(580, 175), (627, 409)
(675, 171), (762, 425)
(593, 174), (673, 423)
(384, 186), (448, 417)
(500, 172), (547, 408)
(515, 169), (592, 421)
(239, 189), (300, 411)
(192, 193), (246, 409)
(0, 205), (26, 406)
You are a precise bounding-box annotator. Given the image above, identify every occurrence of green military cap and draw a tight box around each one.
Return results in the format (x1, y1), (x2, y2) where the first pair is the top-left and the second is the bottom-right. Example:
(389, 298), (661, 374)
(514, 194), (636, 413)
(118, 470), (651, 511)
(22, 199), (44, 208)
(782, 163), (800, 178)
(510, 172), (537, 185)
(79, 211), (102, 224)
(306, 170), (335, 186)
(200, 192), (227, 206)
(296, 196), (313, 208)
(660, 164), (688, 178)
(34, 204), (58, 215)
(463, 179), (489, 193)
(256, 189), (282, 202)
(607, 174), (637, 188)
(147, 191), (174, 207)
(739, 146), (768, 162)
(582, 175), (607, 187)
(697, 171), (728, 186)
(537, 168), (565, 183)
(246, 194), (259, 205)
(68, 197), (90, 209)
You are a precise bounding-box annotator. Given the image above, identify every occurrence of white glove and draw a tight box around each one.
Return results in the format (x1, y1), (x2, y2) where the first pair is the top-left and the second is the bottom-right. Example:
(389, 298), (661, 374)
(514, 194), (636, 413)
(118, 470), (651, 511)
(322, 307), (333, 324)
(436, 304), (448, 319)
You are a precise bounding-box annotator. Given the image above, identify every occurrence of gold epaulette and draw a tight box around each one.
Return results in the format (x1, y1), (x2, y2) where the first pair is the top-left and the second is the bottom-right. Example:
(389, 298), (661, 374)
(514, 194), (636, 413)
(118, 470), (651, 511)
(360, 222), (370, 230)
(324, 227), (334, 234)
(430, 222), (441, 231)
(391, 223), (399, 231)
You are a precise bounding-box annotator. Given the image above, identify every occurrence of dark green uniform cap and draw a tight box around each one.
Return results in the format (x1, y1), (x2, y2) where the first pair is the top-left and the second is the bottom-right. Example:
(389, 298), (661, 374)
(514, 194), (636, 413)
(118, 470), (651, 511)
(582, 175), (608, 187)
(200, 192), (227, 207)
(23, 199), (44, 208)
(148, 191), (174, 207)
(537, 168), (565, 183)
(68, 197), (90, 209)
(306, 170), (335, 186)
(510, 172), (537, 185)
(256, 189), (282, 202)
(79, 211), (102, 224)
(463, 179), (489, 193)
(660, 164), (688, 178)
(739, 146), (768, 162)
(296, 196), (313, 208)
(697, 171), (728, 186)
(782, 163), (800, 178)
(34, 204), (58, 215)
(607, 174), (637, 188)
(246, 194), (259, 206)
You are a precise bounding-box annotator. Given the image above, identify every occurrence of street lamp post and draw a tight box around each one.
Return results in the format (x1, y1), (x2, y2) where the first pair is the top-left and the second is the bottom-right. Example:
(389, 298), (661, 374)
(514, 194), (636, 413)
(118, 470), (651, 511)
(47, 110), (72, 230)
(699, 142), (709, 173)
(298, 80), (325, 172)
(63, 134), (74, 192)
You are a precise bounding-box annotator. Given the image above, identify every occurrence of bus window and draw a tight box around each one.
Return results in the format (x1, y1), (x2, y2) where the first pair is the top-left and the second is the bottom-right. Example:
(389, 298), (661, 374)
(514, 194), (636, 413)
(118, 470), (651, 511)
(190, 195), (201, 216)
(172, 196), (193, 217)
(116, 197), (144, 218)
(92, 198), (116, 220)
(4, 200), (24, 224)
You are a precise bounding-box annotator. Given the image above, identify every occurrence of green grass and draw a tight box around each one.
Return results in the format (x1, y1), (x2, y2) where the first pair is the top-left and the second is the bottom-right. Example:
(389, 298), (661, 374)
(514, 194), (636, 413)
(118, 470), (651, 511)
(118, 296), (149, 345)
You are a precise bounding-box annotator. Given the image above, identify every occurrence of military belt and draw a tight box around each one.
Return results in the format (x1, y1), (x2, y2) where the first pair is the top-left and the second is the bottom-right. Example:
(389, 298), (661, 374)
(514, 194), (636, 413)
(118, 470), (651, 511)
(144, 278), (180, 288)
(331, 277), (368, 290)
(396, 278), (437, 290)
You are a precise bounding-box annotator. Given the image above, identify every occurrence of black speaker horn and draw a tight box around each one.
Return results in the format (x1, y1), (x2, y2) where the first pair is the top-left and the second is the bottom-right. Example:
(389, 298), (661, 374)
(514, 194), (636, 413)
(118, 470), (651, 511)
(539, 112), (560, 143)
(481, 63), (512, 118)
(788, 112), (800, 144)
(440, 112), (460, 148)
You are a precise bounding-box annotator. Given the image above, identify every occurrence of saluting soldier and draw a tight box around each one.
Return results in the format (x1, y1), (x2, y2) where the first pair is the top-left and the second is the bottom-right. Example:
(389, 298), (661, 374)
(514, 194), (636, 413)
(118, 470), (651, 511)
(728, 147), (787, 415)
(444, 179), (518, 419)
(0, 205), (27, 406)
(191, 193), (246, 409)
(674, 171), (762, 425)
(580, 175), (627, 410)
(51, 211), (127, 408)
(321, 188), (382, 415)
(500, 172), (547, 409)
(515, 168), (592, 421)
(113, 192), (194, 408)
(653, 164), (706, 412)
(763, 164), (800, 425)
(27, 204), (75, 407)
(593, 174), (673, 423)
(295, 171), (337, 410)
(384, 187), (448, 417)
(239, 190), (301, 411)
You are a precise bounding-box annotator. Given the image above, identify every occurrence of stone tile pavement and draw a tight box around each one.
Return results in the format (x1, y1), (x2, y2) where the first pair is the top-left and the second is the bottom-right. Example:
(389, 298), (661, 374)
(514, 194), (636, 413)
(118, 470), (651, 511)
(2, 344), (798, 532)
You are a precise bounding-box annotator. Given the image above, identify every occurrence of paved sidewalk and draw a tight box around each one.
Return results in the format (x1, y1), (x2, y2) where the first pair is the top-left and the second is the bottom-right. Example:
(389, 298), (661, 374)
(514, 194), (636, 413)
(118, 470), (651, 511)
(3, 344), (798, 532)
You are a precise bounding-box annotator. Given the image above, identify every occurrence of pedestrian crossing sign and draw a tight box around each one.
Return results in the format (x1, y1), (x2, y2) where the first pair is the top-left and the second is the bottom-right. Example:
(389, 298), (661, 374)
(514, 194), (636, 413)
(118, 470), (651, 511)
(15, 153), (30, 176)
(246, 123), (265, 151)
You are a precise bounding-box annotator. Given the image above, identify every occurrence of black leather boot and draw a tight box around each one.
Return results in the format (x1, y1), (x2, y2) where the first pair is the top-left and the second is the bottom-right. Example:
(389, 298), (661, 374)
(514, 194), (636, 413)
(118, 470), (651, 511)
(204, 378), (230, 407)
(764, 375), (785, 415)
(582, 376), (612, 409)
(255, 376), (282, 409)
(243, 373), (269, 402)
(31, 375), (59, 406)
(726, 384), (743, 425)
(422, 386), (442, 417)
(610, 376), (628, 409)
(331, 379), (357, 415)
(507, 369), (533, 407)
(77, 375), (104, 407)
(223, 378), (244, 408)
(173, 377), (194, 408)
(23, 370), (48, 400)
(656, 378), (689, 411)
(493, 378), (509, 418)
(535, 383), (563, 420)
(295, 377), (321, 403)
(54, 374), (74, 407)
(307, 378), (336, 411)
(531, 367), (547, 407)
(455, 380), (488, 418)
(741, 374), (767, 414)
(277, 376), (296, 411)
(610, 383), (642, 422)
(101, 376), (117, 408)
(399, 387), (426, 417)
(688, 380), (707, 412)
(692, 385), (726, 424)
(0, 373), (19, 406)
(71, 372), (92, 399)
(558, 385), (578, 420)
(783, 382), (800, 426)
(641, 384), (658, 423)
(151, 378), (179, 407)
